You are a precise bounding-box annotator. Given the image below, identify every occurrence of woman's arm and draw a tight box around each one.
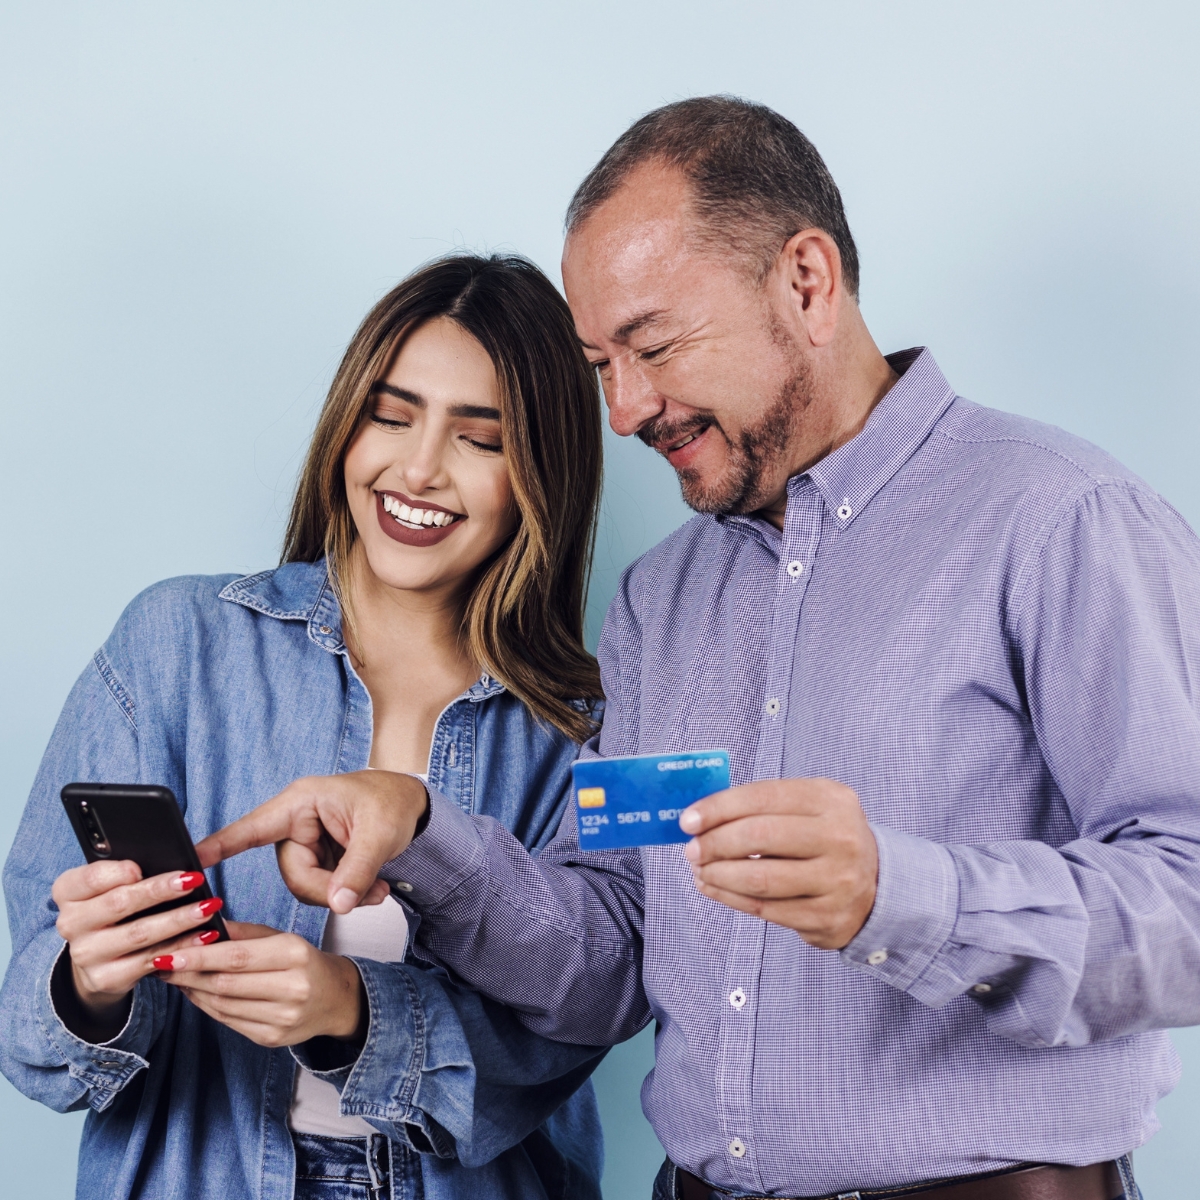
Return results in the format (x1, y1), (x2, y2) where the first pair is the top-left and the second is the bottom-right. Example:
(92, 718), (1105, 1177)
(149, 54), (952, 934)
(0, 656), (174, 1112)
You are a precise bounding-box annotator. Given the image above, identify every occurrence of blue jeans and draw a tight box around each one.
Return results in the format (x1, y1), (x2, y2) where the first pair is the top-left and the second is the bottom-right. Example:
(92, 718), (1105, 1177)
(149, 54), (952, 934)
(651, 1156), (1144, 1200)
(293, 1132), (406, 1200)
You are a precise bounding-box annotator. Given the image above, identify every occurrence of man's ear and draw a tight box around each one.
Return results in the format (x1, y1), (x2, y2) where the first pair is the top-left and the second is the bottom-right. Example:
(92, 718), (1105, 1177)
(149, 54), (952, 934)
(776, 228), (843, 349)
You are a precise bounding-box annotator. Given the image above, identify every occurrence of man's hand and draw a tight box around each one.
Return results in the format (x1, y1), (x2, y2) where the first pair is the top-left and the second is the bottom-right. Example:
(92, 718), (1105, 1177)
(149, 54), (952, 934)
(679, 778), (878, 949)
(194, 771), (429, 914)
(155, 920), (365, 1047)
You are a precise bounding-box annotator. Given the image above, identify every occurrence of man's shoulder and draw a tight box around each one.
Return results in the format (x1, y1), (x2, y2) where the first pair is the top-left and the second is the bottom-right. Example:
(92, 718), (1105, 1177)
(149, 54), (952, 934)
(624, 513), (732, 582)
(936, 399), (1143, 494)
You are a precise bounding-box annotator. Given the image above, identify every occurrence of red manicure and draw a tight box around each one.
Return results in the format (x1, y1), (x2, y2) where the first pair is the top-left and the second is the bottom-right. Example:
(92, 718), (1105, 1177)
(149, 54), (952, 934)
(153, 955), (175, 971)
(197, 897), (223, 916)
(177, 871), (205, 890)
(196, 929), (220, 945)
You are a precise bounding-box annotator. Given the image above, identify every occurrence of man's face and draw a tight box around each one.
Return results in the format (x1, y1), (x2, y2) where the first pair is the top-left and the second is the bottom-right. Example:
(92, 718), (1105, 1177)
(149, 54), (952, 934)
(562, 165), (811, 515)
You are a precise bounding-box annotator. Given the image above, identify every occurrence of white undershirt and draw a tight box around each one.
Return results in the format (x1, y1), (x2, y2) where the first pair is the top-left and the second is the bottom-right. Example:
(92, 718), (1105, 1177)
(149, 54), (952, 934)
(287, 769), (417, 1137)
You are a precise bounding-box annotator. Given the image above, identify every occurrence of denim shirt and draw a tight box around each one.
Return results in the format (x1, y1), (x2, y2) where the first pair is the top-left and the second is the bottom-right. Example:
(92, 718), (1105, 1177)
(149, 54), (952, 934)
(0, 560), (604, 1200)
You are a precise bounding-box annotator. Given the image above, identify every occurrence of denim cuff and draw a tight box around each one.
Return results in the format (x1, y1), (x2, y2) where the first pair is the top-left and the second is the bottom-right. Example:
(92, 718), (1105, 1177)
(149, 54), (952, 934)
(40, 942), (154, 1111)
(379, 790), (487, 910)
(290, 957), (455, 1159)
(841, 823), (961, 1004)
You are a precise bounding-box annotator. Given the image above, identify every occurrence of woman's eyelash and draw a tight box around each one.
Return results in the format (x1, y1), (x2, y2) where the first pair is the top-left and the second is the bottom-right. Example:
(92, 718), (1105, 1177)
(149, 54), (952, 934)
(370, 414), (408, 429)
(464, 437), (502, 452)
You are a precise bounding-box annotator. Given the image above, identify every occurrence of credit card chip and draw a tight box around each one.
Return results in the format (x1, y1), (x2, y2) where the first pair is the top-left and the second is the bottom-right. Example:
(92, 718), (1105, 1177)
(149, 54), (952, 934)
(577, 787), (606, 808)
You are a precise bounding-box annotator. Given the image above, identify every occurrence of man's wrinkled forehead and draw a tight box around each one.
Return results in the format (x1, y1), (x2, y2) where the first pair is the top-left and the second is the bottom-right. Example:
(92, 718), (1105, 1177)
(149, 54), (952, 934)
(562, 167), (705, 346)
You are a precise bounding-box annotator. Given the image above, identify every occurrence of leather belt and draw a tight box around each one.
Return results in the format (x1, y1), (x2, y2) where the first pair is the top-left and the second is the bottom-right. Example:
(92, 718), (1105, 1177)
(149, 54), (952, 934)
(675, 1161), (1124, 1200)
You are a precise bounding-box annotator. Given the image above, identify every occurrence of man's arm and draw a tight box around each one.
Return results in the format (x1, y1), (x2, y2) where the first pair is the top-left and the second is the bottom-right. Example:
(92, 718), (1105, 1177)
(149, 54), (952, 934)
(686, 480), (1200, 1048)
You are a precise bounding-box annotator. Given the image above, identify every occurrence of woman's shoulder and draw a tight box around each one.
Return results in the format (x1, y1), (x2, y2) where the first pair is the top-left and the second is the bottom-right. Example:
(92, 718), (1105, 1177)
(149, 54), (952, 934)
(101, 561), (331, 687)
(113, 561), (328, 634)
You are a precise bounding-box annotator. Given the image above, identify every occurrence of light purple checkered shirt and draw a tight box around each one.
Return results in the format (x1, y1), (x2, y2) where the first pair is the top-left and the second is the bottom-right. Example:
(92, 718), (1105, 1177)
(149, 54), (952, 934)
(386, 348), (1200, 1196)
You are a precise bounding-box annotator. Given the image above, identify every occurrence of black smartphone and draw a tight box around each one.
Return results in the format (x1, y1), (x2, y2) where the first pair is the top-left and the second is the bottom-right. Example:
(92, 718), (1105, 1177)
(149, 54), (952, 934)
(60, 782), (229, 942)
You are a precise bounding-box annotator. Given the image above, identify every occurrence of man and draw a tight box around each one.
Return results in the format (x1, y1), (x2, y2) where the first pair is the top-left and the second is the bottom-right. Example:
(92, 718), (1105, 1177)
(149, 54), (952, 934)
(204, 97), (1200, 1200)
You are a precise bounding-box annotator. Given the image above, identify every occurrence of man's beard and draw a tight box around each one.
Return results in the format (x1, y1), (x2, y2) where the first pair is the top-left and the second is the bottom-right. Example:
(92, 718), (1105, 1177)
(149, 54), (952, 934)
(638, 356), (813, 516)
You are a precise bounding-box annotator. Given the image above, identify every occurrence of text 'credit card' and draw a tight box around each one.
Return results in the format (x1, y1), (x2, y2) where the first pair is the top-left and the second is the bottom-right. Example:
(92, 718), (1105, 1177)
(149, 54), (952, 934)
(573, 750), (730, 850)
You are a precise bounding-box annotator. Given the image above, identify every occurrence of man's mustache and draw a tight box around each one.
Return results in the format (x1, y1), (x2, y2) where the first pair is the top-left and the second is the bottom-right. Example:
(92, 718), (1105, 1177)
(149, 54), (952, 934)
(637, 413), (719, 454)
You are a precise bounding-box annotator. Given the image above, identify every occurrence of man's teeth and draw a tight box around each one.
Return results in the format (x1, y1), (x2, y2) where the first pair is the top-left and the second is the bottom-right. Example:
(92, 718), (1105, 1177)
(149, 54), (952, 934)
(668, 433), (699, 451)
(380, 495), (458, 528)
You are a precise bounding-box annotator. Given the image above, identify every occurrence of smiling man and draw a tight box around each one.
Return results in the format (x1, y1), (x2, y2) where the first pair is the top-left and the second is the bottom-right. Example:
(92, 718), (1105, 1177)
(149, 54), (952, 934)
(207, 97), (1200, 1200)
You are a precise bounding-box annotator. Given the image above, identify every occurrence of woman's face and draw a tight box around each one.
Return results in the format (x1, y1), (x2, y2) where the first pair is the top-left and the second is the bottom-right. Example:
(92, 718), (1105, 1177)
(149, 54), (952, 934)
(343, 317), (517, 597)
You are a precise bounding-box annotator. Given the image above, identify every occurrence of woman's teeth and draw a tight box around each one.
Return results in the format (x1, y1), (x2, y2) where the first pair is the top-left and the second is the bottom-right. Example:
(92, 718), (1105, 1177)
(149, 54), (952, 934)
(380, 494), (458, 528)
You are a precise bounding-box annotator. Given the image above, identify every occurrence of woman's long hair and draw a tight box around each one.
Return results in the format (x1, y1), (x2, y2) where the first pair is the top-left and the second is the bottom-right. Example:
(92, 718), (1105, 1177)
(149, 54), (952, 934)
(283, 254), (603, 742)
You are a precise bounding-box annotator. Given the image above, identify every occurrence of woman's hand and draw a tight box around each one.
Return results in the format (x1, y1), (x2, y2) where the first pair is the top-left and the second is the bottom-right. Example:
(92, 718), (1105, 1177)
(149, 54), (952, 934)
(195, 771), (429, 913)
(51, 860), (224, 1040)
(156, 921), (365, 1048)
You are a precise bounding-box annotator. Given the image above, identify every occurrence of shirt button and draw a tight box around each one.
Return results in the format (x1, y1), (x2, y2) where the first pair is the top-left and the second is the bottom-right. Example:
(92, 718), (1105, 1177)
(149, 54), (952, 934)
(837, 502), (853, 521)
(729, 987), (747, 1010)
(867, 949), (889, 966)
(786, 560), (804, 578)
(318, 625), (332, 635)
(764, 698), (780, 716)
(728, 1138), (746, 1158)
(972, 982), (993, 995)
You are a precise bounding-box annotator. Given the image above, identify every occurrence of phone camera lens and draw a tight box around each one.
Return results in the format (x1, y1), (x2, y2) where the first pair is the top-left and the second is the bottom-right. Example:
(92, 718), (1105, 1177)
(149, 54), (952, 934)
(79, 803), (112, 857)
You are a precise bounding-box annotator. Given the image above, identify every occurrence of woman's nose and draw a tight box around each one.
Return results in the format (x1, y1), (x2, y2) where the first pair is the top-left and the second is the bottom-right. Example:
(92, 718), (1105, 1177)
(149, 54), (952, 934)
(399, 432), (450, 494)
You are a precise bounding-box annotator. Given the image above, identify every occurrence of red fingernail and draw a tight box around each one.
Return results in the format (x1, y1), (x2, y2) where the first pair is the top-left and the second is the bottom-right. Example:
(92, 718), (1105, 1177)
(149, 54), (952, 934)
(153, 955), (174, 970)
(177, 871), (205, 890)
(195, 929), (220, 945)
(197, 897), (223, 916)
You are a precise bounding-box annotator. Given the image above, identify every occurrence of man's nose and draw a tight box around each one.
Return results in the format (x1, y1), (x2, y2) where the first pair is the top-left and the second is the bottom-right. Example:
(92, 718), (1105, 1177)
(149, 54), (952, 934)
(605, 358), (665, 438)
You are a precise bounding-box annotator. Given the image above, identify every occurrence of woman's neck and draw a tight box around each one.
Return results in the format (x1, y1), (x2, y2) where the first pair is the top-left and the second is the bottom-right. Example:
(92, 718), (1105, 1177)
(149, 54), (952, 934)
(342, 547), (481, 774)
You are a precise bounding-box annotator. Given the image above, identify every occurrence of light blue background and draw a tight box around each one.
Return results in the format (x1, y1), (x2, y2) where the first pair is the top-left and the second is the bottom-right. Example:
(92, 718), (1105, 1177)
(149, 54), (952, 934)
(2, 3), (1198, 1197)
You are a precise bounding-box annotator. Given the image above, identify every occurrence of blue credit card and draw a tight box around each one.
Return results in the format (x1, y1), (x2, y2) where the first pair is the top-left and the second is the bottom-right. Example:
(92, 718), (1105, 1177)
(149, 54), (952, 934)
(573, 750), (731, 850)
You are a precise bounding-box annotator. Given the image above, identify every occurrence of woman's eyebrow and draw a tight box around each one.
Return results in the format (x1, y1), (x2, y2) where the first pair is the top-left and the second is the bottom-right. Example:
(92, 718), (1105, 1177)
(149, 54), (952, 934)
(447, 403), (501, 420)
(372, 382), (497, 420)
(372, 382), (423, 405)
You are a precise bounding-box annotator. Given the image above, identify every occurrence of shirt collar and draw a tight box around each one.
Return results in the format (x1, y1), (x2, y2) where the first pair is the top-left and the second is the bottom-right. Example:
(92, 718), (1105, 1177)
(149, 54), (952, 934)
(219, 559), (506, 698)
(804, 346), (955, 528)
(719, 347), (955, 546)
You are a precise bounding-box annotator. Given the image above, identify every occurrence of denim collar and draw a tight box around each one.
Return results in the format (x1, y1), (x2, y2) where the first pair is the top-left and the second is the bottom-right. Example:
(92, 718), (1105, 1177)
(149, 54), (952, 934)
(218, 559), (506, 701)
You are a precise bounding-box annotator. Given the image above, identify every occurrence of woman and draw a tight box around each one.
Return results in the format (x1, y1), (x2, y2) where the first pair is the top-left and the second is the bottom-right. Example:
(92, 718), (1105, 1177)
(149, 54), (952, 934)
(0, 255), (608, 1200)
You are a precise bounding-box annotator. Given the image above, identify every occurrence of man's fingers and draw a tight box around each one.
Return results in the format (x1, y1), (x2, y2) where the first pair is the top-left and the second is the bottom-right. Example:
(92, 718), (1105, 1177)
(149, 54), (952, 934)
(692, 856), (827, 899)
(679, 779), (831, 836)
(275, 839), (336, 907)
(195, 794), (309, 867)
(683, 813), (827, 866)
(325, 800), (423, 913)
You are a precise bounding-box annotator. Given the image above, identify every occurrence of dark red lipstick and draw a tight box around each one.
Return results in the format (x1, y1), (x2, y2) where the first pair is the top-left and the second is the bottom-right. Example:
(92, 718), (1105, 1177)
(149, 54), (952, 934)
(374, 490), (464, 548)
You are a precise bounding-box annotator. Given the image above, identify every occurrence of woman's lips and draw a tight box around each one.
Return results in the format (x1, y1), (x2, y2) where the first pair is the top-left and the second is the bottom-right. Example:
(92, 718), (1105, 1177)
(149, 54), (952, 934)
(374, 491), (463, 547)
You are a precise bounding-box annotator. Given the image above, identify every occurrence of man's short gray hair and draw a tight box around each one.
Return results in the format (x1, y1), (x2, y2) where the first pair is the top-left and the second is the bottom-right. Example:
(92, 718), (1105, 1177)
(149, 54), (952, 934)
(566, 95), (860, 298)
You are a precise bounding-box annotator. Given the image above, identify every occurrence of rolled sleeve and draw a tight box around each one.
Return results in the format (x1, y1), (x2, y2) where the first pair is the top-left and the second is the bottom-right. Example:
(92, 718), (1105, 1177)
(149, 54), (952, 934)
(39, 942), (157, 1111)
(841, 823), (960, 1003)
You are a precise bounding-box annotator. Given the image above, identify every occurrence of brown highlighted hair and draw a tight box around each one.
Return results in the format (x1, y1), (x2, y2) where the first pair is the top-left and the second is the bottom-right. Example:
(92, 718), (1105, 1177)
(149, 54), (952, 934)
(567, 95), (860, 298)
(283, 254), (603, 742)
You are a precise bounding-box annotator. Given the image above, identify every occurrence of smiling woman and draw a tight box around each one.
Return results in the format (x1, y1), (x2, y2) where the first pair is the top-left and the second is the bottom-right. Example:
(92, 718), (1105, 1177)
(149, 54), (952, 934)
(285, 255), (603, 740)
(0, 253), (611, 1200)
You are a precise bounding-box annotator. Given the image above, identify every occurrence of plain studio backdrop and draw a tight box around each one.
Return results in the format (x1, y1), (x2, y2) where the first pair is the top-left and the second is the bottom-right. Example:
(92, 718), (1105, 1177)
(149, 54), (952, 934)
(2, 3), (1199, 1197)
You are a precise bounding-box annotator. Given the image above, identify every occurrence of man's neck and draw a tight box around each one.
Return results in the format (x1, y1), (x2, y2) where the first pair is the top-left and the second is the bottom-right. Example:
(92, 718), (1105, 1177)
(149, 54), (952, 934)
(757, 341), (899, 530)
